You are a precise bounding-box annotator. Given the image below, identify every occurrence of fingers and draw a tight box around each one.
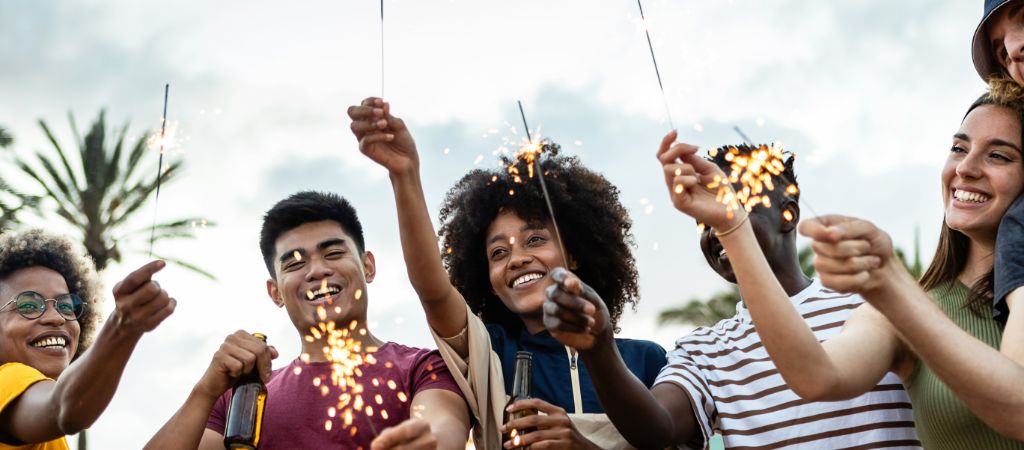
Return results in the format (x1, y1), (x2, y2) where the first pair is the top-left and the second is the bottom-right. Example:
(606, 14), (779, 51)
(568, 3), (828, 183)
(112, 260), (166, 296)
(810, 239), (872, 259)
(814, 254), (882, 275)
(657, 142), (700, 166)
(542, 296), (591, 333)
(818, 272), (873, 293)
(506, 398), (564, 416)
(505, 429), (570, 449)
(215, 331), (276, 381)
(655, 130), (678, 157)
(371, 418), (434, 450)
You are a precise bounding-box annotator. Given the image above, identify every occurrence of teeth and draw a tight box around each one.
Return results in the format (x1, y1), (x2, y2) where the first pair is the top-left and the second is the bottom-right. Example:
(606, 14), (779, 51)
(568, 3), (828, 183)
(307, 286), (341, 300)
(32, 336), (67, 348)
(513, 273), (544, 287)
(954, 190), (990, 203)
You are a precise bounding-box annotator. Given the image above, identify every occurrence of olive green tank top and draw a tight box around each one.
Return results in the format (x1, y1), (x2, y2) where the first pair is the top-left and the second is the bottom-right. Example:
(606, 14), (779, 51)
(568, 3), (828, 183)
(906, 282), (1024, 449)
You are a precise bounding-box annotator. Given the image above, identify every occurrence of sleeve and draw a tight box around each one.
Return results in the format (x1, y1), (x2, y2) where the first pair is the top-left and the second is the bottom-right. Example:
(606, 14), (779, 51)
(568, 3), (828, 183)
(643, 341), (668, 388)
(0, 363), (51, 414)
(409, 350), (462, 396)
(205, 390), (232, 434)
(995, 193), (1024, 323)
(652, 347), (715, 450)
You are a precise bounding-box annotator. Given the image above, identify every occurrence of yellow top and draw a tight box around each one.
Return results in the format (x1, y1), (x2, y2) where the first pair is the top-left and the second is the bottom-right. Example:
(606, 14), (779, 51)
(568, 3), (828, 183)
(0, 363), (69, 450)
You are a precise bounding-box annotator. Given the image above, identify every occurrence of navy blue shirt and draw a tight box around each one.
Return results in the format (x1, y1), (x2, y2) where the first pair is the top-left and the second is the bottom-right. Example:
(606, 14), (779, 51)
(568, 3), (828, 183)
(487, 324), (667, 413)
(996, 194), (1024, 323)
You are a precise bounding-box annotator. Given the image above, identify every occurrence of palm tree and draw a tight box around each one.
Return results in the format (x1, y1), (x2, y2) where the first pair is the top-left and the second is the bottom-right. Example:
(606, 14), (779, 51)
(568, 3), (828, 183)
(0, 126), (40, 232)
(12, 110), (213, 277)
(0, 126), (12, 148)
(658, 238), (924, 328)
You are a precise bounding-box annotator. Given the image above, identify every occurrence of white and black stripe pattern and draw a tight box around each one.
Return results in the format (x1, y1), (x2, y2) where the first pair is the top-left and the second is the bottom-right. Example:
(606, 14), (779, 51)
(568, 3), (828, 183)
(655, 279), (920, 450)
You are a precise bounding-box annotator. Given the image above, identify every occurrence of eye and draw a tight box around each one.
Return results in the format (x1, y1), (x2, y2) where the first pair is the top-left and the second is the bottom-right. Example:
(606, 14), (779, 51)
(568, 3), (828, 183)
(489, 247), (508, 260)
(990, 151), (1013, 162)
(527, 235), (546, 245)
(16, 301), (42, 314)
(950, 145), (968, 154)
(283, 261), (304, 271)
(997, 45), (1010, 67)
(325, 250), (345, 259)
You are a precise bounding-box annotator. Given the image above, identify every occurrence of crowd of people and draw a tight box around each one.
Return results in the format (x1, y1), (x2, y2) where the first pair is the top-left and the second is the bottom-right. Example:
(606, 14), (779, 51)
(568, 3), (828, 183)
(2, 1), (1023, 449)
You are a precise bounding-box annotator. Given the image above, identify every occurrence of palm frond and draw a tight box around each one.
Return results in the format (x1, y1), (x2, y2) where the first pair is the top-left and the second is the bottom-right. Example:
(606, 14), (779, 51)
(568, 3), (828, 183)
(0, 126), (13, 148)
(38, 119), (82, 192)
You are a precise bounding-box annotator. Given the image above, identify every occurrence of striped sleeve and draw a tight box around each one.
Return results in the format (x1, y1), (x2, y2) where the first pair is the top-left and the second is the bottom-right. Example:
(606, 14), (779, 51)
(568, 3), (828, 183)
(654, 348), (715, 450)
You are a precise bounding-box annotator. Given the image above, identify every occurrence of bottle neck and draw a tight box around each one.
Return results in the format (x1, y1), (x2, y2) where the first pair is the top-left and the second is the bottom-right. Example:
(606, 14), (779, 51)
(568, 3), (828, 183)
(511, 357), (532, 399)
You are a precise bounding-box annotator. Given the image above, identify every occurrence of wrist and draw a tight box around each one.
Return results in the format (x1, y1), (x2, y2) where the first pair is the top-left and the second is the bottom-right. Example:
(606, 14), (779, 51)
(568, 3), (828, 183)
(710, 210), (749, 236)
(388, 163), (420, 184)
(104, 312), (145, 343)
(861, 261), (913, 310)
(580, 329), (616, 359)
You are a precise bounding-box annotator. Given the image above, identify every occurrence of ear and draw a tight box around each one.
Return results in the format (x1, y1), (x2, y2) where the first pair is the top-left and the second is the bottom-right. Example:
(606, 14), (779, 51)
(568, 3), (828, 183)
(362, 251), (376, 283)
(780, 199), (800, 233)
(266, 278), (285, 308)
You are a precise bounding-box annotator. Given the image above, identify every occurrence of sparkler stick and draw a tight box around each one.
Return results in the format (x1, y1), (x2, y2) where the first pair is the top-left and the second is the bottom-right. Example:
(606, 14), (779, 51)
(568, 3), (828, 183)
(380, 0), (385, 97)
(732, 125), (753, 146)
(148, 83), (170, 258)
(516, 100), (570, 269)
(637, 0), (674, 130)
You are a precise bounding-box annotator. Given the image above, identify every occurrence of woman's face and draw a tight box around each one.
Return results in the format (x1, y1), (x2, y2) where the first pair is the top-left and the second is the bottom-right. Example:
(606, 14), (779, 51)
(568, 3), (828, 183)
(943, 104), (1024, 243)
(988, 1), (1024, 86)
(0, 267), (81, 379)
(485, 211), (567, 321)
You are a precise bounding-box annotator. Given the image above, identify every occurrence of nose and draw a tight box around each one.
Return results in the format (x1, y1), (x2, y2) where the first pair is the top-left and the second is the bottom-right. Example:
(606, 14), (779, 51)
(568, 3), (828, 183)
(507, 245), (533, 269)
(1006, 29), (1024, 64)
(304, 256), (334, 281)
(37, 301), (67, 326)
(956, 149), (985, 180)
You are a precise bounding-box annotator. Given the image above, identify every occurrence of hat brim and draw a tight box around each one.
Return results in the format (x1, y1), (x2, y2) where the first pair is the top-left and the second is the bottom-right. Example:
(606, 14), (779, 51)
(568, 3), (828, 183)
(974, 0), (1016, 81)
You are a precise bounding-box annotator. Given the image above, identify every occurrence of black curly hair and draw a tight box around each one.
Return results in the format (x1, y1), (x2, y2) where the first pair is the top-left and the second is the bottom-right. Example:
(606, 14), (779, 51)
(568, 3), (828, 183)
(0, 229), (103, 360)
(438, 147), (639, 334)
(260, 191), (366, 279)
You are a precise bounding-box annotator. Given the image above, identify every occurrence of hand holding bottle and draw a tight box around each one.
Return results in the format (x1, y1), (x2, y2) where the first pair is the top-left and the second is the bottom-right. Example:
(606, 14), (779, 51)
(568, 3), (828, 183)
(195, 331), (278, 401)
(501, 398), (600, 450)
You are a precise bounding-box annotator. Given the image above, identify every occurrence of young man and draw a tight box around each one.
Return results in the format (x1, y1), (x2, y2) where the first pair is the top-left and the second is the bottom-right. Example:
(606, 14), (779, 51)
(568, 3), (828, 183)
(542, 133), (920, 449)
(147, 191), (470, 450)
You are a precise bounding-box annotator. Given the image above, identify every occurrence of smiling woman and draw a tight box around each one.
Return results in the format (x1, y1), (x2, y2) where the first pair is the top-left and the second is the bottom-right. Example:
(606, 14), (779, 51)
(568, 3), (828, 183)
(0, 229), (176, 449)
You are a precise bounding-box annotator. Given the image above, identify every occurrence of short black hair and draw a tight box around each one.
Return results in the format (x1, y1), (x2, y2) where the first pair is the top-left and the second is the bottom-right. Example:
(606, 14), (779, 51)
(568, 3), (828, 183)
(438, 148), (639, 334)
(707, 143), (799, 210)
(259, 191), (366, 278)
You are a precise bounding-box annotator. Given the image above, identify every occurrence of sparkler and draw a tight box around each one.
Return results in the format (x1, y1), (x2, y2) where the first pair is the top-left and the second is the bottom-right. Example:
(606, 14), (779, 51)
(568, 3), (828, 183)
(515, 101), (570, 269)
(727, 125), (820, 221)
(637, 0), (674, 130)
(148, 84), (170, 258)
(380, 0), (385, 97)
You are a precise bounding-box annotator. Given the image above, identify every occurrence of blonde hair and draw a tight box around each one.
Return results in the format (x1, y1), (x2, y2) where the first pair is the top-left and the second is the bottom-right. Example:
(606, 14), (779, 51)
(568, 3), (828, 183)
(0, 229), (103, 357)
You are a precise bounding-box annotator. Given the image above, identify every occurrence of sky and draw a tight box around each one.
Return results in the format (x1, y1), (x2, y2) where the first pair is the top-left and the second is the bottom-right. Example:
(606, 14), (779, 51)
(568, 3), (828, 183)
(0, 0), (990, 447)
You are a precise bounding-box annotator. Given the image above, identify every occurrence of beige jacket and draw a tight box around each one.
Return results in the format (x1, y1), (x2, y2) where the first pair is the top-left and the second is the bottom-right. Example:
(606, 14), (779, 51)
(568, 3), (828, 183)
(431, 304), (635, 450)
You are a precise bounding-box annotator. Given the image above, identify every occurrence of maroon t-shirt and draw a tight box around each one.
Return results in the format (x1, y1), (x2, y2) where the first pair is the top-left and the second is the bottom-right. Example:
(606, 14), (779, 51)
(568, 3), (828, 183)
(207, 342), (461, 449)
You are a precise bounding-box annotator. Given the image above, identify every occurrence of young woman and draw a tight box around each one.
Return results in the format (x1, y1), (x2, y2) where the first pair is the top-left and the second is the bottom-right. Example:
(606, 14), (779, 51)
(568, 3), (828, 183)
(0, 229), (175, 449)
(646, 92), (1024, 448)
(347, 97), (666, 450)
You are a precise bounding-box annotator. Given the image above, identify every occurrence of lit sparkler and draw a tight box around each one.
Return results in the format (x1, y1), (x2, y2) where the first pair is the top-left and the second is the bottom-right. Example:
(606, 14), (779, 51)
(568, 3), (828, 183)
(148, 84), (170, 258)
(636, 0), (674, 129)
(380, 0), (385, 97)
(513, 101), (570, 269)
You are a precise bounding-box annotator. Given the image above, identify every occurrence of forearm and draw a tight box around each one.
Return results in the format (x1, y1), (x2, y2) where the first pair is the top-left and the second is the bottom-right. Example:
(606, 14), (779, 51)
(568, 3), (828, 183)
(49, 321), (142, 433)
(579, 340), (678, 448)
(868, 275), (1024, 438)
(428, 414), (470, 450)
(388, 169), (466, 336)
(144, 387), (220, 450)
(719, 223), (847, 399)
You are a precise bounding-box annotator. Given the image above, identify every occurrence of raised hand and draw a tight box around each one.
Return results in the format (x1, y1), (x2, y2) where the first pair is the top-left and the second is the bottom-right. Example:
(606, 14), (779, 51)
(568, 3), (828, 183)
(195, 331), (279, 400)
(542, 268), (607, 351)
(347, 97), (419, 174)
(370, 418), (438, 450)
(501, 399), (600, 450)
(656, 130), (743, 230)
(109, 260), (176, 337)
(798, 215), (898, 295)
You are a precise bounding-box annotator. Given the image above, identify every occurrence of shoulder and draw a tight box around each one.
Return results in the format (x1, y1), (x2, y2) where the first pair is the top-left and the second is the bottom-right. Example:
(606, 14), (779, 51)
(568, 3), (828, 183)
(613, 338), (667, 359)
(0, 362), (47, 381)
(378, 342), (449, 371)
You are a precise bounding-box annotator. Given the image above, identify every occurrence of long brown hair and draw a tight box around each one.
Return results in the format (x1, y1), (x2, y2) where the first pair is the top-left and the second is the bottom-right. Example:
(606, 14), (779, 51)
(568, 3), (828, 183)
(920, 88), (1024, 316)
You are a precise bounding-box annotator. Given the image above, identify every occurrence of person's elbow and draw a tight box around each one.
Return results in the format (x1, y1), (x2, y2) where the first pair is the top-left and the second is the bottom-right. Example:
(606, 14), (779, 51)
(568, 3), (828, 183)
(54, 407), (93, 436)
(784, 372), (850, 402)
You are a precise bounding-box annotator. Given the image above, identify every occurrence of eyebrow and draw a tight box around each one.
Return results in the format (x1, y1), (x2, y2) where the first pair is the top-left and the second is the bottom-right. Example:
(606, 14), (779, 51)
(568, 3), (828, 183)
(486, 223), (548, 246)
(953, 133), (1022, 153)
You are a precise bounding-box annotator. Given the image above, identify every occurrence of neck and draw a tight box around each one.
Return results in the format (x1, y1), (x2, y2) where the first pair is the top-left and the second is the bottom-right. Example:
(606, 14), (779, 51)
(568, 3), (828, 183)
(522, 314), (545, 335)
(299, 318), (385, 363)
(769, 243), (813, 296)
(960, 236), (995, 286)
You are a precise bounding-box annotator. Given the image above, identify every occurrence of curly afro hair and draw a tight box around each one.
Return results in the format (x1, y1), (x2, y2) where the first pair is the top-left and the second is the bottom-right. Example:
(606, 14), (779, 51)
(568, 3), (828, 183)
(438, 148), (639, 334)
(0, 229), (103, 359)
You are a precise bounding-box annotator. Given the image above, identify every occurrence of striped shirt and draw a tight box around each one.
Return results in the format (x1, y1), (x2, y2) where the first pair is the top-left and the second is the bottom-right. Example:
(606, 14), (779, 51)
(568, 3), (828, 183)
(655, 279), (920, 450)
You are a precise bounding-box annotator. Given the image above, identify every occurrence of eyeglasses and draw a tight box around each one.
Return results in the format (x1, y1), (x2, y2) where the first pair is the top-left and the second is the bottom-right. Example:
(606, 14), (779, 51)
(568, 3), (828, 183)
(0, 291), (86, 321)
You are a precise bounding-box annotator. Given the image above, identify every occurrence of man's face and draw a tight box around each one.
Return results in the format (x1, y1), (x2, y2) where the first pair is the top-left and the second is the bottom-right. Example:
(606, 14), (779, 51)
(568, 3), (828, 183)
(988, 1), (1024, 86)
(0, 267), (81, 379)
(266, 220), (374, 332)
(699, 190), (792, 283)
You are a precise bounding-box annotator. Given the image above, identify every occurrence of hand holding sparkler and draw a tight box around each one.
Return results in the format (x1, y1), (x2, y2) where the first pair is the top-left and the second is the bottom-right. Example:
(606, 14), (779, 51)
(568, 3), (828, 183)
(542, 268), (609, 352)
(798, 215), (901, 296)
(656, 131), (747, 232)
(194, 331), (279, 400)
(348, 97), (419, 175)
(370, 418), (437, 450)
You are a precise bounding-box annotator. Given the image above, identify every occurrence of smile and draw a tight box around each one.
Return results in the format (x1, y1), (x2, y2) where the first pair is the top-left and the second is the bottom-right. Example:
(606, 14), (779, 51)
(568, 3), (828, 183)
(953, 189), (991, 204)
(511, 272), (545, 288)
(305, 284), (341, 302)
(31, 336), (68, 349)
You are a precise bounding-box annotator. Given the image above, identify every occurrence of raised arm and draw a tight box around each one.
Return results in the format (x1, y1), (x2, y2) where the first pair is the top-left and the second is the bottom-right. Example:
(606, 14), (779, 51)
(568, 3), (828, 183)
(144, 331), (277, 450)
(657, 132), (905, 400)
(542, 268), (696, 448)
(0, 261), (176, 444)
(347, 97), (468, 339)
(808, 210), (1024, 440)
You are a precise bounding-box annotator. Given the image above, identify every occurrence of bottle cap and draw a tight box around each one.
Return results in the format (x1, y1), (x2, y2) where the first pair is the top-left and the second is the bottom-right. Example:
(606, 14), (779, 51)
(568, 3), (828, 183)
(515, 351), (532, 360)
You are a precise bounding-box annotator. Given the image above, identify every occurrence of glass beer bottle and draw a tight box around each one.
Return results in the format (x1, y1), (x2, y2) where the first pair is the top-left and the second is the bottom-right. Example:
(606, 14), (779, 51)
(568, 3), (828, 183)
(502, 351), (537, 449)
(224, 333), (268, 449)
